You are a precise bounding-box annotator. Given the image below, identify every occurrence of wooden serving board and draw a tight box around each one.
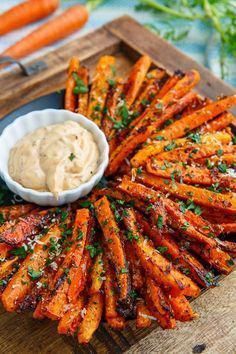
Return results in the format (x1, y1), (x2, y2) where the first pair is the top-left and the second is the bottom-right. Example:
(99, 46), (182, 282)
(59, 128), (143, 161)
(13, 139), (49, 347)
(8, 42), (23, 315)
(0, 16), (235, 354)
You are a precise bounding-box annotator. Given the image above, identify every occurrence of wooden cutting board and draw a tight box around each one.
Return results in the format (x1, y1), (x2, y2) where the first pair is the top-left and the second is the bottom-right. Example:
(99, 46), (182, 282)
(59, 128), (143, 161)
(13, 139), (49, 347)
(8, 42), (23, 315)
(0, 15), (235, 354)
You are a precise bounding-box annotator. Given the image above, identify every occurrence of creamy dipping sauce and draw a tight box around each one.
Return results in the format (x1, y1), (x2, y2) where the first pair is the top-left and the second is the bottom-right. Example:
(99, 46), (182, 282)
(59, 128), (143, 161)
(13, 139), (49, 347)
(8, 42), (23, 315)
(8, 120), (99, 197)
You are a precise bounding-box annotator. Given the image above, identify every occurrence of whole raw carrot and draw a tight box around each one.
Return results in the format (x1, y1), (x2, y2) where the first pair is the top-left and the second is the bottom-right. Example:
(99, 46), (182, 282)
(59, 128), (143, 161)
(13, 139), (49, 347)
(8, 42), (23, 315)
(0, 0), (59, 36)
(1, 5), (89, 60)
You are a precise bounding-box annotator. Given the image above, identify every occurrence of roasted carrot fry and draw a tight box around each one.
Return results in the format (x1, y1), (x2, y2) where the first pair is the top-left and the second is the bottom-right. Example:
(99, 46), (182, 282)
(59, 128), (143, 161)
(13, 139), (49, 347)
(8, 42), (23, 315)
(123, 55), (152, 108)
(104, 257), (126, 329)
(125, 242), (144, 290)
(123, 208), (200, 297)
(0, 257), (18, 279)
(89, 253), (104, 295)
(0, 211), (50, 245)
(147, 159), (236, 190)
(87, 56), (116, 127)
(200, 112), (234, 133)
(65, 57), (80, 112)
(136, 171), (236, 214)
(196, 153), (236, 166)
(94, 197), (131, 306)
(58, 296), (84, 335)
(0, 204), (35, 221)
(0, 243), (12, 259)
(77, 292), (104, 344)
(1, 225), (62, 312)
(168, 294), (197, 322)
(77, 66), (89, 116)
(158, 95), (236, 140)
(145, 277), (176, 329)
(102, 78), (124, 139)
(136, 300), (152, 328)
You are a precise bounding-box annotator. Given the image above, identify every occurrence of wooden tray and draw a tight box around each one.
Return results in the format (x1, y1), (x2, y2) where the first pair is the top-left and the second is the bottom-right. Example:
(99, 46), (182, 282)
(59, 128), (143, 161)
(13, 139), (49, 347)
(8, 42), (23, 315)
(0, 15), (235, 354)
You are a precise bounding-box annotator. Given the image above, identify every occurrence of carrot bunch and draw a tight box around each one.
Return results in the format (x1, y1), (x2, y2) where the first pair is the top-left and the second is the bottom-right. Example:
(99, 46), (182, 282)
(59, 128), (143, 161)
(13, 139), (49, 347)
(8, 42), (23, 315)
(0, 0), (89, 61)
(0, 54), (235, 346)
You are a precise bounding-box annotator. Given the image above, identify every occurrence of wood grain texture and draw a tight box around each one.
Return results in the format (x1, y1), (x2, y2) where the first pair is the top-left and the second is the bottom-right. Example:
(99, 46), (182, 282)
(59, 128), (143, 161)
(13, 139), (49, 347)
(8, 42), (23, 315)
(0, 15), (235, 354)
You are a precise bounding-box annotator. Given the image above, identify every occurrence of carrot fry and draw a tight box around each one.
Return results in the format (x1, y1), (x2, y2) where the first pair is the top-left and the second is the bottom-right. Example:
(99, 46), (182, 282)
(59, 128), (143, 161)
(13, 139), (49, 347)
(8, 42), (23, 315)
(1, 225), (62, 312)
(147, 159), (235, 190)
(158, 95), (236, 140)
(123, 55), (152, 108)
(136, 300), (152, 328)
(104, 257), (126, 329)
(1, 5), (89, 60)
(58, 296), (84, 335)
(0, 257), (18, 280)
(77, 66), (89, 116)
(102, 78), (124, 139)
(94, 197), (131, 307)
(196, 153), (236, 166)
(0, 0), (59, 36)
(0, 204), (35, 221)
(89, 253), (104, 295)
(145, 277), (176, 329)
(168, 294), (197, 321)
(65, 57), (80, 112)
(136, 171), (236, 214)
(125, 242), (144, 290)
(0, 243), (12, 259)
(200, 112), (234, 133)
(0, 211), (50, 246)
(123, 208), (200, 297)
(87, 56), (116, 127)
(77, 292), (104, 344)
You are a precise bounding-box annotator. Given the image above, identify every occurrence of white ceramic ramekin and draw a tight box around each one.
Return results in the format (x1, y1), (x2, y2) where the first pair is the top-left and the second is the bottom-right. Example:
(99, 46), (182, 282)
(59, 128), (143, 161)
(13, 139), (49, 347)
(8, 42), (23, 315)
(0, 109), (109, 206)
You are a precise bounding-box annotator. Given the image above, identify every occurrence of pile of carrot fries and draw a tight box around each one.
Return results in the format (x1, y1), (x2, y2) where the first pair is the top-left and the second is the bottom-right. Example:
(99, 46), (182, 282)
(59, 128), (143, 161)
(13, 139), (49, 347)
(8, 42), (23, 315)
(0, 54), (235, 344)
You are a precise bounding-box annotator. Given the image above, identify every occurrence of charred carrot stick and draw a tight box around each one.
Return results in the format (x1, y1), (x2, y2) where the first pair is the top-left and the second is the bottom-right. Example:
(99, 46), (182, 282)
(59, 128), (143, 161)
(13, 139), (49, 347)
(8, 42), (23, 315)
(123, 208), (200, 298)
(125, 242), (144, 290)
(87, 56), (116, 127)
(77, 292), (104, 344)
(136, 300), (152, 328)
(89, 253), (104, 295)
(0, 204), (35, 221)
(65, 57), (80, 112)
(0, 243), (12, 259)
(136, 213), (212, 287)
(1, 225), (62, 312)
(77, 66), (89, 116)
(131, 68), (165, 115)
(58, 296), (85, 335)
(0, 257), (18, 280)
(102, 78), (124, 139)
(220, 223), (236, 234)
(136, 171), (236, 214)
(147, 159), (235, 190)
(94, 197), (131, 307)
(158, 95), (236, 140)
(1, 5), (89, 60)
(145, 277), (176, 329)
(200, 112), (234, 133)
(123, 55), (152, 108)
(155, 71), (183, 99)
(0, 211), (50, 246)
(168, 294), (197, 322)
(0, 0), (59, 36)
(104, 257), (126, 329)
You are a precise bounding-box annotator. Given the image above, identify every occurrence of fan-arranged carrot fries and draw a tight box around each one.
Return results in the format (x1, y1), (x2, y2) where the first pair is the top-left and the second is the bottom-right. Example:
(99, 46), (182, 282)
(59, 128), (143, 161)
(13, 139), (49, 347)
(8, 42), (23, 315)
(0, 54), (235, 345)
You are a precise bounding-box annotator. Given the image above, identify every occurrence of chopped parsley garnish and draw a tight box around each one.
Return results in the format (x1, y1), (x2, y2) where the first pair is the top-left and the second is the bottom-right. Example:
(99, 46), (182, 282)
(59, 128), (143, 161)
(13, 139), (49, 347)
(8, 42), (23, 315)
(217, 149), (223, 157)
(154, 135), (164, 141)
(86, 243), (103, 258)
(10, 246), (28, 259)
(217, 163), (227, 173)
(164, 141), (177, 151)
(79, 200), (94, 209)
(28, 267), (43, 280)
(126, 231), (139, 241)
(227, 259), (234, 266)
(120, 268), (128, 274)
(187, 132), (201, 144)
(157, 215), (164, 229)
(72, 72), (89, 94)
(156, 246), (168, 254)
(179, 200), (202, 215)
(108, 79), (116, 87)
(69, 153), (76, 161)
(136, 167), (143, 175)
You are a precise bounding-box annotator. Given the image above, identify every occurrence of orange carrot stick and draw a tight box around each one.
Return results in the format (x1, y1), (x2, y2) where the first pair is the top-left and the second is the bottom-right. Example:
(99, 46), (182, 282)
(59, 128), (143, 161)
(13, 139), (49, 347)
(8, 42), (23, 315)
(1, 5), (89, 60)
(1, 225), (62, 312)
(65, 57), (80, 112)
(136, 171), (236, 214)
(0, 0), (59, 36)
(168, 294), (197, 322)
(123, 55), (152, 108)
(159, 95), (236, 140)
(77, 292), (104, 344)
(136, 300), (152, 328)
(89, 253), (104, 295)
(87, 56), (116, 127)
(200, 112), (234, 133)
(58, 296), (85, 335)
(0, 257), (18, 280)
(77, 66), (89, 116)
(0, 204), (35, 221)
